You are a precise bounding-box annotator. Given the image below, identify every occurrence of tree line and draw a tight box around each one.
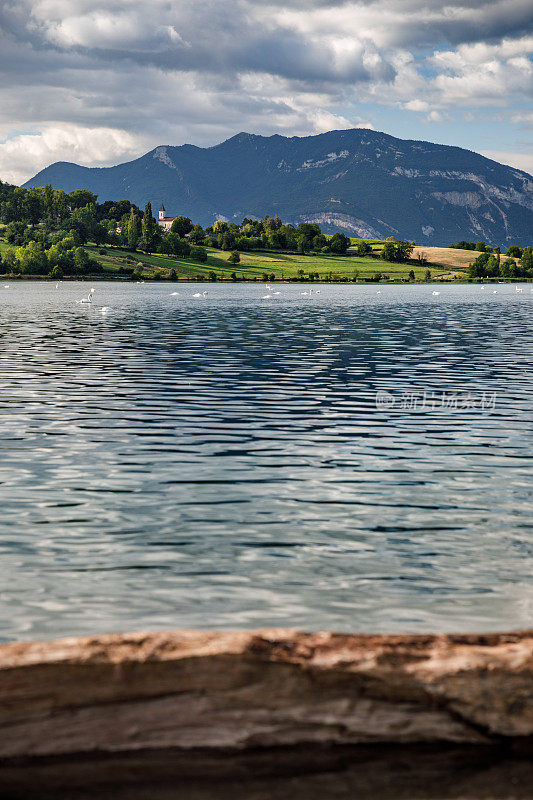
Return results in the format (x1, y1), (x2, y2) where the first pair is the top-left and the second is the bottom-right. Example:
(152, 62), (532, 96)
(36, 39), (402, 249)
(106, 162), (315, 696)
(467, 248), (533, 279)
(0, 180), (359, 276)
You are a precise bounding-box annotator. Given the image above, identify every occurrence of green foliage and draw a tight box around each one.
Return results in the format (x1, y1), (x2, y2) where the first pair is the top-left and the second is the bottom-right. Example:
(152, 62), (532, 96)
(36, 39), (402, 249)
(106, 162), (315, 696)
(468, 247), (532, 279)
(141, 202), (159, 253)
(325, 232), (350, 254)
(520, 246), (533, 271)
(5, 221), (26, 245)
(127, 208), (140, 251)
(190, 246), (207, 263)
(16, 241), (48, 274)
(170, 216), (193, 237)
(353, 240), (372, 256)
(228, 250), (240, 265)
(381, 240), (414, 263)
(506, 245), (522, 258)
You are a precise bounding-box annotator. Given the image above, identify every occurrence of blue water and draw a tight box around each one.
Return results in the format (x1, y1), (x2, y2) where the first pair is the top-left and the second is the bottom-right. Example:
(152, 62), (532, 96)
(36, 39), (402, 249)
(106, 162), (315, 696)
(0, 281), (531, 641)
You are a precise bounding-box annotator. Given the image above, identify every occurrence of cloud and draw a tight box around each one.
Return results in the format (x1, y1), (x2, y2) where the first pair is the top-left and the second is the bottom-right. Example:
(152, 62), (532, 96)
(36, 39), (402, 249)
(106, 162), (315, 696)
(480, 149), (533, 175)
(0, 125), (143, 184)
(0, 0), (532, 183)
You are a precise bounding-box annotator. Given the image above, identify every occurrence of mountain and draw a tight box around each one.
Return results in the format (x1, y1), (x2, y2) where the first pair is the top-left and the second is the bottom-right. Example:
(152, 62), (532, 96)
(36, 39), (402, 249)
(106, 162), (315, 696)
(23, 129), (533, 246)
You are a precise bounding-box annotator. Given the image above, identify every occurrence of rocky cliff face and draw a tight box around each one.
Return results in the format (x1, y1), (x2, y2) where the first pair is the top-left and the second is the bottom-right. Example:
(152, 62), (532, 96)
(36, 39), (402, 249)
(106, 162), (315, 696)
(23, 129), (533, 246)
(0, 629), (531, 761)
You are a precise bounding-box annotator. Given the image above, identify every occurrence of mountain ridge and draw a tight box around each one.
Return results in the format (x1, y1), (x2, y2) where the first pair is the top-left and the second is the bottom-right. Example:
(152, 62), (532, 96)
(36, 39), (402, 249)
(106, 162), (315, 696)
(23, 128), (533, 246)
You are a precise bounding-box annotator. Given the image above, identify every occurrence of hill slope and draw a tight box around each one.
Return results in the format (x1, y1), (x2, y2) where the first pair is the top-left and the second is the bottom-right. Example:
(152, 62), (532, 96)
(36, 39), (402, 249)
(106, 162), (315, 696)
(24, 129), (533, 246)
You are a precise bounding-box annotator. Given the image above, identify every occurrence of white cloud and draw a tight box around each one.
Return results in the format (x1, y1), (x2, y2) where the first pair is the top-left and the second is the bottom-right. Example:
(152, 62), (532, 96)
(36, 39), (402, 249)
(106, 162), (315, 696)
(0, 0), (531, 182)
(0, 125), (143, 184)
(480, 149), (533, 175)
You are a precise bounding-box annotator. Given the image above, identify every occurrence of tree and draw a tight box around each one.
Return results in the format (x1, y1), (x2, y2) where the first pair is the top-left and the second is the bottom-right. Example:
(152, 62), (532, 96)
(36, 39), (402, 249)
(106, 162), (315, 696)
(380, 240), (413, 263)
(395, 241), (414, 262)
(170, 216), (193, 238)
(1, 248), (18, 273)
(190, 246), (207, 263)
(220, 231), (236, 251)
(354, 240), (371, 256)
(73, 247), (90, 273)
(506, 246), (522, 258)
(312, 234), (327, 251)
(228, 251), (240, 265)
(68, 189), (98, 210)
(327, 232), (350, 254)
(380, 241), (396, 262)
(127, 208), (140, 250)
(297, 223), (321, 252)
(408, 269), (415, 281)
(189, 223), (205, 244)
(5, 221), (26, 245)
(16, 241), (48, 274)
(520, 246), (533, 271)
(141, 202), (158, 253)
(424, 269), (431, 281)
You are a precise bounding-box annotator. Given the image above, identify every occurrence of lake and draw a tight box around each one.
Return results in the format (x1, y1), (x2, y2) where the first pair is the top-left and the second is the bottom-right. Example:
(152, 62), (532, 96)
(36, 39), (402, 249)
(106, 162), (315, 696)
(0, 281), (531, 641)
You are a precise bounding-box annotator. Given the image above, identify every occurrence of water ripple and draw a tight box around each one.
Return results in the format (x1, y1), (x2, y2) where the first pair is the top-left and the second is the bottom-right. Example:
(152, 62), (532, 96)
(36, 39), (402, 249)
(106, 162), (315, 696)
(0, 282), (532, 640)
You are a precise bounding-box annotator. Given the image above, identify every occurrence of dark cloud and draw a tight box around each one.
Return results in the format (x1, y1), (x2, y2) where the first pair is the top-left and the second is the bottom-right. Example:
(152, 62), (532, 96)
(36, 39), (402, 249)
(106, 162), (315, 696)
(0, 0), (531, 182)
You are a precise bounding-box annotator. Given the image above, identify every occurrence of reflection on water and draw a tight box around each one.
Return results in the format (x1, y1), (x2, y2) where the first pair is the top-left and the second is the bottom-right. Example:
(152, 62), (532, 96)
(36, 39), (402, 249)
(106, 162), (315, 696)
(0, 282), (531, 640)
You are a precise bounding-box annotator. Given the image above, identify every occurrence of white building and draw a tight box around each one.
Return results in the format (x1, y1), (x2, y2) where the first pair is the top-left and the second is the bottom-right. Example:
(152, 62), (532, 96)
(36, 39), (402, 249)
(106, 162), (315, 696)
(158, 204), (179, 231)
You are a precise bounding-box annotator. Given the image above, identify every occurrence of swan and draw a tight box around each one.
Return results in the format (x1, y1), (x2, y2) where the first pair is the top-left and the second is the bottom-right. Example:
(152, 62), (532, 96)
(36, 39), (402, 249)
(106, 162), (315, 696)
(272, 291), (280, 295)
(432, 291), (440, 295)
(376, 290), (381, 294)
(170, 292), (180, 296)
(300, 291), (308, 295)
(77, 290), (94, 304)
(515, 286), (523, 292)
(261, 294), (272, 299)
(193, 291), (207, 298)
(99, 307), (114, 314)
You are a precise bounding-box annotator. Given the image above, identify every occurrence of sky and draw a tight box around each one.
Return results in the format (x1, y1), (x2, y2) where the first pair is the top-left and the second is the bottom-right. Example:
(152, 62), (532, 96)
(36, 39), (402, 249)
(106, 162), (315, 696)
(1, 0), (532, 185)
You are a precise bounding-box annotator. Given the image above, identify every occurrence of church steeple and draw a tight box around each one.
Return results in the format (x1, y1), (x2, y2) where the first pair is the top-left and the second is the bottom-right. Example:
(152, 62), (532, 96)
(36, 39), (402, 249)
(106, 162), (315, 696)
(159, 203), (165, 220)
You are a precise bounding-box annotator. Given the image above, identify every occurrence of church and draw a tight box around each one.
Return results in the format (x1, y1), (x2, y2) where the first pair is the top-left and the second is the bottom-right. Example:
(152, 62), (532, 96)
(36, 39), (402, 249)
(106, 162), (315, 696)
(157, 204), (179, 231)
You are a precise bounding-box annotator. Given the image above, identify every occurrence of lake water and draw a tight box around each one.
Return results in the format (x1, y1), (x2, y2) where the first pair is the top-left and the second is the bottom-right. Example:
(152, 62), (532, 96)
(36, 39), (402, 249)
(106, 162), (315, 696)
(0, 282), (531, 641)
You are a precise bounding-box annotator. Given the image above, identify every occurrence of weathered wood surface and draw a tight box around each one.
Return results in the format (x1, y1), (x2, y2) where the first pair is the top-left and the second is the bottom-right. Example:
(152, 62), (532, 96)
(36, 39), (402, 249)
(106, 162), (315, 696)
(0, 629), (531, 759)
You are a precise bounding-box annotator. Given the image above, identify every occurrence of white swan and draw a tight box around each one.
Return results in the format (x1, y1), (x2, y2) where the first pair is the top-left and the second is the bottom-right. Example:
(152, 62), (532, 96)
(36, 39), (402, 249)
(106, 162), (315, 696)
(170, 292), (180, 296)
(193, 291), (207, 298)
(77, 289), (94, 304)
(99, 307), (114, 314)
(515, 286), (523, 292)
(432, 291), (440, 296)
(261, 294), (272, 299)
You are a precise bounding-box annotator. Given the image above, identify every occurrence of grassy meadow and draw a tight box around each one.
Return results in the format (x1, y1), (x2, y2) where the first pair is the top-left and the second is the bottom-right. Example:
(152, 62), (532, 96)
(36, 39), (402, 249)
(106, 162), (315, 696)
(0, 232), (469, 282)
(82, 242), (451, 281)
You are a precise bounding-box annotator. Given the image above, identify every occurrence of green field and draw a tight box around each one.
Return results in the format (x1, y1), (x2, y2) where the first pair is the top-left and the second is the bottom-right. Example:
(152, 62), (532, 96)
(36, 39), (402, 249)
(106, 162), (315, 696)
(85, 244), (446, 281)
(0, 236), (451, 281)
